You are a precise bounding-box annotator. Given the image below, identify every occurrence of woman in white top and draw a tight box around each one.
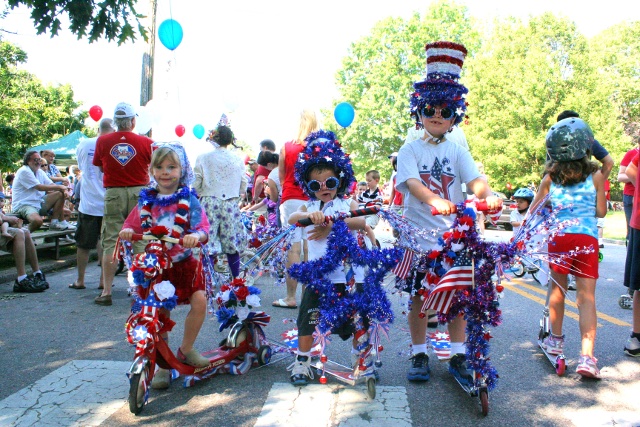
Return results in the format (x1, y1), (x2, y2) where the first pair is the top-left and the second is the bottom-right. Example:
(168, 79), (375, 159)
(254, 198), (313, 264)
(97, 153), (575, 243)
(194, 125), (248, 278)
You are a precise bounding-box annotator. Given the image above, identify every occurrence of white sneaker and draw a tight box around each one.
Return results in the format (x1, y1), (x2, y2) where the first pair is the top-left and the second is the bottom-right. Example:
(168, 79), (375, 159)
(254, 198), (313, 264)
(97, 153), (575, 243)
(50, 220), (75, 231)
(624, 336), (640, 357)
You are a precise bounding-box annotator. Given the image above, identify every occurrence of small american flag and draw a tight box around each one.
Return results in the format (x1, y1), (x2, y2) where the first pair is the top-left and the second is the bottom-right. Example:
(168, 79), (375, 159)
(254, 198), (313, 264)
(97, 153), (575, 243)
(421, 252), (473, 314)
(392, 250), (414, 279)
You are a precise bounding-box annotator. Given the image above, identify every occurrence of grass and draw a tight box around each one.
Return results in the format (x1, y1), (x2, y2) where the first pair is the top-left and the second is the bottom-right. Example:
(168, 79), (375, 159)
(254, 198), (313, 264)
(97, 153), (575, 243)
(603, 210), (627, 241)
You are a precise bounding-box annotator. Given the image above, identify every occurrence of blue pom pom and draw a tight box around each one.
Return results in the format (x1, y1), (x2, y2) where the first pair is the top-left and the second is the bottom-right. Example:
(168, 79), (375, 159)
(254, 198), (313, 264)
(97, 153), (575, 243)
(463, 207), (477, 220)
(247, 286), (261, 295)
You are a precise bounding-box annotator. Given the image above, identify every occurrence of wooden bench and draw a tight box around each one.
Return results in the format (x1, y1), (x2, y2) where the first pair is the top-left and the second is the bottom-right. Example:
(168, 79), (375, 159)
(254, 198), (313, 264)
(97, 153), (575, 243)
(0, 228), (76, 260)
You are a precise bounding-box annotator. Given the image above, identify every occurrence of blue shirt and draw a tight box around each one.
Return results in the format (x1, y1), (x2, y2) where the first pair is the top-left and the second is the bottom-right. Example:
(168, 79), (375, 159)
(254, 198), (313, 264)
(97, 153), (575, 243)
(550, 174), (597, 239)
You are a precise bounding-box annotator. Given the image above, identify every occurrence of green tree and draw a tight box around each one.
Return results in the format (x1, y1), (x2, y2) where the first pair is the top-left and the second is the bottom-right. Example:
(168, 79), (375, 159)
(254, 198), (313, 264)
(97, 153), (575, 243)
(5, 0), (147, 44)
(0, 40), (85, 171)
(463, 13), (601, 192)
(327, 0), (480, 181)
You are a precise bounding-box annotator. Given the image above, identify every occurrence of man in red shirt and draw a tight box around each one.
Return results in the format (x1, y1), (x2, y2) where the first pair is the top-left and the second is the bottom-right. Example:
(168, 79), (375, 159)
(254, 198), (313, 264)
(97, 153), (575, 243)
(92, 102), (153, 306)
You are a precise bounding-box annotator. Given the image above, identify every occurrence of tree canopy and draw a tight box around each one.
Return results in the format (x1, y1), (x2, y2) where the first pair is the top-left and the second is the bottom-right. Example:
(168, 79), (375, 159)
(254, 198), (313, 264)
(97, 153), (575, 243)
(5, 0), (147, 44)
(0, 40), (86, 171)
(330, 2), (639, 198)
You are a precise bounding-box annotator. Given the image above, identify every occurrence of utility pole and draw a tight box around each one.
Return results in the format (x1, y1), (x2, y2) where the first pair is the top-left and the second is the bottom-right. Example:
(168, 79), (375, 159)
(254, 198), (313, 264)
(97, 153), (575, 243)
(140, 0), (157, 107)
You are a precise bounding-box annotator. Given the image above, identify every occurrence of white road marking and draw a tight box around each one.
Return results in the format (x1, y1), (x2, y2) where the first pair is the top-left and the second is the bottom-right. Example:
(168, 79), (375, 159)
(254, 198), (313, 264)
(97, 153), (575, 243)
(255, 382), (412, 427)
(0, 360), (130, 427)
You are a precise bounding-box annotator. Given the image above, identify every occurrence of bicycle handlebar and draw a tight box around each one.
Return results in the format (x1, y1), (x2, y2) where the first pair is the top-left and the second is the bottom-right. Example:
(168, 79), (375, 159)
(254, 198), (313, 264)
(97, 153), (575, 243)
(130, 233), (183, 245)
(295, 206), (380, 227)
(430, 200), (495, 216)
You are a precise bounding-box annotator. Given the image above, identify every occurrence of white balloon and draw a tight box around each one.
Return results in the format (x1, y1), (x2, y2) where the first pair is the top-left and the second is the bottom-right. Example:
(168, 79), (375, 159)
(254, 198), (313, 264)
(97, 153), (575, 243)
(135, 105), (153, 135)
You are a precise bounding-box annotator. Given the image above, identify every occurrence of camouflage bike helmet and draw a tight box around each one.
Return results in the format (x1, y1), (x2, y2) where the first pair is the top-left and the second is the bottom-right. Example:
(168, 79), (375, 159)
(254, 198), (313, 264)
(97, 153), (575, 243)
(545, 117), (595, 162)
(513, 188), (535, 202)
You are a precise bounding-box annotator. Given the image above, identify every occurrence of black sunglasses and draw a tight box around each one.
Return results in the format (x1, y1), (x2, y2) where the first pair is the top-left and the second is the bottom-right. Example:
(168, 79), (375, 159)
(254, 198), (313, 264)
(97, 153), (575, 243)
(421, 106), (455, 120)
(307, 177), (340, 192)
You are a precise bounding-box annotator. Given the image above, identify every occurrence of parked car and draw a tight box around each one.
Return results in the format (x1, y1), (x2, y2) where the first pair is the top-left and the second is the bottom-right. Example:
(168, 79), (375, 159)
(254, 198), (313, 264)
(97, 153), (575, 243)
(485, 191), (516, 230)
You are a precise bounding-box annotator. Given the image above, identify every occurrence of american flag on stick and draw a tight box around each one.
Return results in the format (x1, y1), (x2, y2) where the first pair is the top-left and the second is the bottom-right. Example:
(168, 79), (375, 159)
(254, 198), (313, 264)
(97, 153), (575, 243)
(392, 250), (414, 279)
(421, 252), (474, 314)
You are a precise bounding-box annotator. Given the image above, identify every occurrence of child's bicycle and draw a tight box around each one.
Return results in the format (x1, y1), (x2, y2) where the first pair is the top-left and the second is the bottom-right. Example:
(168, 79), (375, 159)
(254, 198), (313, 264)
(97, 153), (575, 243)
(511, 256), (544, 284)
(124, 233), (272, 415)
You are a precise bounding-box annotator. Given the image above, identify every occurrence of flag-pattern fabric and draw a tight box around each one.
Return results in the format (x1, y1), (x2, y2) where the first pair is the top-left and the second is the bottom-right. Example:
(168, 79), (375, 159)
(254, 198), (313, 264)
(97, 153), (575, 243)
(422, 252), (473, 314)
(428, 330), (451, 359)
(392, 250), (414, 279)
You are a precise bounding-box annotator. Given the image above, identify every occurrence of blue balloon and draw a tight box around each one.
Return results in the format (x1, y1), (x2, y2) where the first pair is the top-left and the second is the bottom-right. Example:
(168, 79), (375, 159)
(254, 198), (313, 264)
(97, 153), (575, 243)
(193, 124), (205, 139)
(158, 19), (183, 51)
(334, 102), (355, 127)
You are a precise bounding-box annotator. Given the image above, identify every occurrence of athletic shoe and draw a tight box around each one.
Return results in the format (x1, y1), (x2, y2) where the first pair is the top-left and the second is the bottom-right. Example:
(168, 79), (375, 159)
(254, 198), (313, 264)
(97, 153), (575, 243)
(13, 276), (45, 293)
(50, 220), (76, 231)
(406, 352), (430, 381)
(567, 276), (577, 291)
(288, 355), (314, 386)
(33, 272), (49, 290)
(624, 336), (640, 357)
(541, 334), (564, 355)
(576, 355), (601, 379)
(449, 353), (474, 386)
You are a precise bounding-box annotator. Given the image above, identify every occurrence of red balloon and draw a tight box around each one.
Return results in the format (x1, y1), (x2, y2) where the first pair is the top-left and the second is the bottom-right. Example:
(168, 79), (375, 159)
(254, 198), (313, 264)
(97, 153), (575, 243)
(89, 105), (103, 122)
(175, 124), (186, 137)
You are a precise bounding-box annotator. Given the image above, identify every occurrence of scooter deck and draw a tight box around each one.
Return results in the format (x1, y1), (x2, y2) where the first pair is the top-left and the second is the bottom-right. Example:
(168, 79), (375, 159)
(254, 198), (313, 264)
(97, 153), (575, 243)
(537, 339), (566, 374)
(311, 359), (374, 386)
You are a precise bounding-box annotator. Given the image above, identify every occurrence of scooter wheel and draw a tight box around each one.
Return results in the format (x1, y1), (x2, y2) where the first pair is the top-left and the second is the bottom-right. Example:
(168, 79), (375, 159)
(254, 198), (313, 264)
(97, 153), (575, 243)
(366, 377), (376, 399)
(513, 262), (525, 277)
(128, 365), (149, 415)
(619, 295), (632, 310)
(555, 357), (566, 376)
(598, 251), (603, 262)
(479, 387), (489, 416)
(257, 345), (272, 366)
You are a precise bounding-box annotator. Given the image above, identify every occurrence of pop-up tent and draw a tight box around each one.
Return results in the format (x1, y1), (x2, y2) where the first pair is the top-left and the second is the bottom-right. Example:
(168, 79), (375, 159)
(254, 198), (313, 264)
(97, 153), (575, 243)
(31, 130), (89, 165)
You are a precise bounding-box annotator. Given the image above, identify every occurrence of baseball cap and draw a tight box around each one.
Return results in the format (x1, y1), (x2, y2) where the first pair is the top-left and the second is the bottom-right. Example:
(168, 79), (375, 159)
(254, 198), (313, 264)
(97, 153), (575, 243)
(113, 102), (136, 119)
(387, 152), (398, 158)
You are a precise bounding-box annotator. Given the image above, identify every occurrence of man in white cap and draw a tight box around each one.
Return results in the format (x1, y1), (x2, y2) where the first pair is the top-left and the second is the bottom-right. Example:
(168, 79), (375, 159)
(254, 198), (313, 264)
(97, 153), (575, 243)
(92, 102), (154, 306)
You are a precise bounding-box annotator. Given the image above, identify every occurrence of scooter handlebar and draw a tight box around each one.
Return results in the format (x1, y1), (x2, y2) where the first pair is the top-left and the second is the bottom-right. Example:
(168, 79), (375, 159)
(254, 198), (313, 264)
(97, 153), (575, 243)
(430, 200), (493, 216)
(130, 233), (183, 245)
(295, 206), (379, 227)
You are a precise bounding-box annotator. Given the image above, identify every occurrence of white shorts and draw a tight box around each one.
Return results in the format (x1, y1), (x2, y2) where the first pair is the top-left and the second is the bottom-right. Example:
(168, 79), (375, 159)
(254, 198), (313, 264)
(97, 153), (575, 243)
(280, 198), (308, 243)
(597, 217), (605, 228)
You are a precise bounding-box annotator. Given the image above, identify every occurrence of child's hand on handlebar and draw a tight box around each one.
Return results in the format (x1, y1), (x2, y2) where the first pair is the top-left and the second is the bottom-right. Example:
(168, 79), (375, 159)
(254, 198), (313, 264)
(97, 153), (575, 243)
(307, 211), (329, 225)
(429, 197), (457, 216)
(484, 194), (503, 212)
(182, 233), (200, 248)
(119, 228), (134, 241)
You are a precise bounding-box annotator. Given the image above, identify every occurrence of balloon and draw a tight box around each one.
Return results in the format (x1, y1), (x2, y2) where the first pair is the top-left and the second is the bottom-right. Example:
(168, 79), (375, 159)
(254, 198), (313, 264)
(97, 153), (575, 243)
(89, 105), (103, 122)
(175, 124), (186, 137)
(135, 106), (153, 135)
(334, 102), (355, 127)
(158, 19), (183, 51)
(193, 124), (205, 139)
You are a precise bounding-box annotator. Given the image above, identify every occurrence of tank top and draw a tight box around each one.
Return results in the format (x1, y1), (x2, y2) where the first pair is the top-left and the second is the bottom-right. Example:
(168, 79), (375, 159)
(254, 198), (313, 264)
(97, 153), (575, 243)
(280, 141), (309, 204)
(550, 174), (597, 239)
(305, 197), (365, 283)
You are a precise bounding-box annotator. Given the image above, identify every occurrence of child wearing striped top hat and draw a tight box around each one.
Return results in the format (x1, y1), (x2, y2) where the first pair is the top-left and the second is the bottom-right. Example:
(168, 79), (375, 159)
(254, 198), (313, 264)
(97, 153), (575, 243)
(395, 41), (502, 384)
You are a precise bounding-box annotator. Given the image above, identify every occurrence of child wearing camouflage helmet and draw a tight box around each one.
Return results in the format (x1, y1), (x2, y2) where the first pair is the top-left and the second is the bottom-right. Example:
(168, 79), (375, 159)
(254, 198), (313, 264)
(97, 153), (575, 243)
(530, 117), (607, 378)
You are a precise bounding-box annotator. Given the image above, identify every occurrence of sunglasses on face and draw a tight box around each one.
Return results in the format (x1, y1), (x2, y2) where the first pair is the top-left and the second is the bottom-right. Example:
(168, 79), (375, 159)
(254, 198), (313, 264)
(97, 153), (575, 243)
(421, 106), (455, 120)
(307, 177), (340, 192)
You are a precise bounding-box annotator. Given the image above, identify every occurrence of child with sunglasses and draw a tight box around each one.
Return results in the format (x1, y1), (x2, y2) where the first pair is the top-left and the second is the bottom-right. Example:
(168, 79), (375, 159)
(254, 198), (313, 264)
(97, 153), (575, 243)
(286, 130), (367, 386)
(395, 41), (502, 384)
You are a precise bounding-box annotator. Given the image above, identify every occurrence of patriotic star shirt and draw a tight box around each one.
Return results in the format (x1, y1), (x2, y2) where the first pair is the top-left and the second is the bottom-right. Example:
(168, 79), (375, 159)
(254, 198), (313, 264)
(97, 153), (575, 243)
(395, 137), (481, 251)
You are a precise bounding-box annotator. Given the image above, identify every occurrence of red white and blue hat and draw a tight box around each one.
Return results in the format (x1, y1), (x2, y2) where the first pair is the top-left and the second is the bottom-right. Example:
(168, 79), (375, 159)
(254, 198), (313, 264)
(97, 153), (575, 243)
(410, 41), (469, 127)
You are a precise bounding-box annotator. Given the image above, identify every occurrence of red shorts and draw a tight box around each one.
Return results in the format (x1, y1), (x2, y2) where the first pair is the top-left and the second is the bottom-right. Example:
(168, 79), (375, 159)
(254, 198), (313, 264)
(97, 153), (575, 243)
(548, 234), (599, 278)
(160, 255), (205, 305)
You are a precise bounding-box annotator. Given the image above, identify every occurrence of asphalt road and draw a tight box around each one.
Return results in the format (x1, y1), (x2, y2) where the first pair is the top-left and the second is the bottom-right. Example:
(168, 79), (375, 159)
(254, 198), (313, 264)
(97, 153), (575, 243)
(0, 228), (638, 427)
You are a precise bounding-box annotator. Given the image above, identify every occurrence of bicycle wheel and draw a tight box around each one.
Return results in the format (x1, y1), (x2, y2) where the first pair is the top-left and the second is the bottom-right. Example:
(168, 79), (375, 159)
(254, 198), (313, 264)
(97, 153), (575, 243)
(512, 262), (525, 277)
(128, 364), (150, 415)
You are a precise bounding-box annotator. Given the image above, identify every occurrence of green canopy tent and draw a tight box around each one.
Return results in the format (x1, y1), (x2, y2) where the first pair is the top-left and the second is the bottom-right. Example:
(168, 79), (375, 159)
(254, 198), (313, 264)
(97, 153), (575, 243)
(32, 130), (89, 167)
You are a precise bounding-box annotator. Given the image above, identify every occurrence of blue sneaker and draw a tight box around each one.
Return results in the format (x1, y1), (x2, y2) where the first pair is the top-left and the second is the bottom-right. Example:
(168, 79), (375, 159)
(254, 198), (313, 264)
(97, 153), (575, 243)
(407, 352), (430, 381)
(449, 353), (474, 386)
(288, 355), (314, 386)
